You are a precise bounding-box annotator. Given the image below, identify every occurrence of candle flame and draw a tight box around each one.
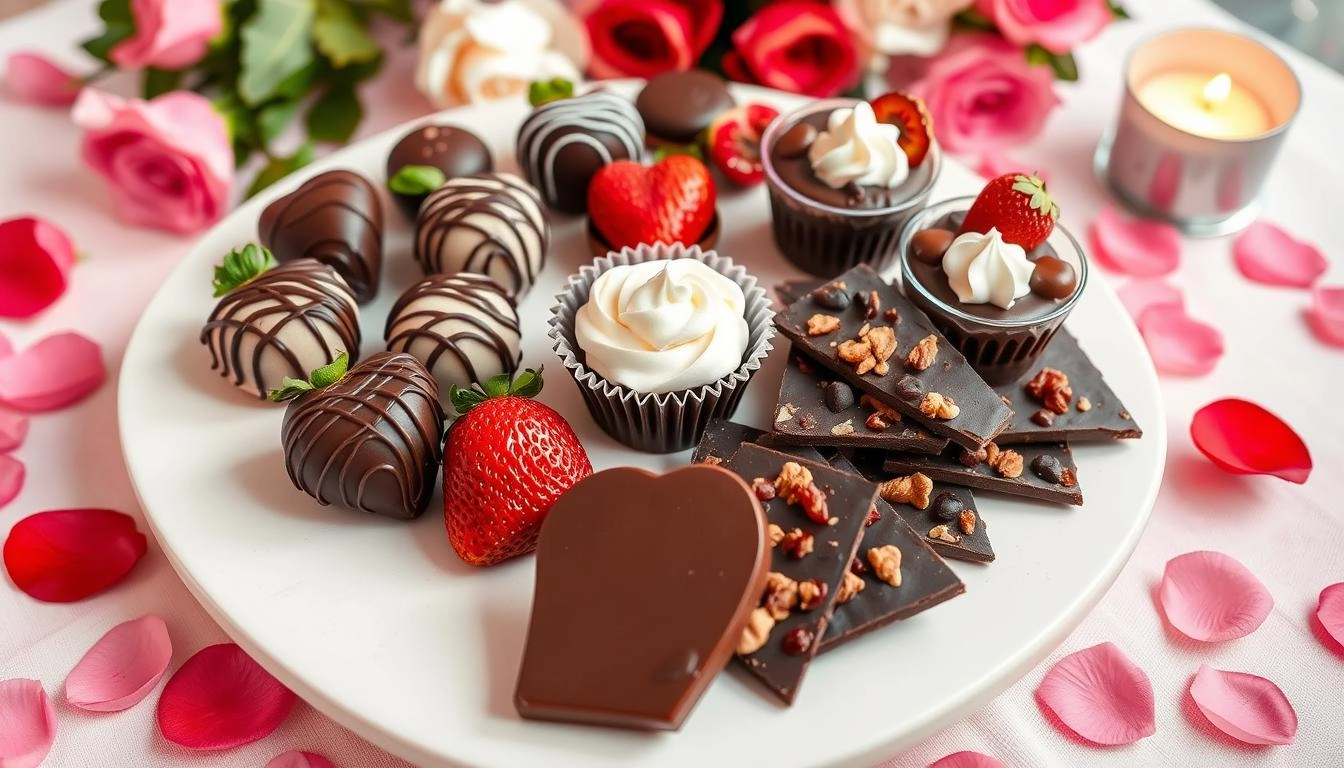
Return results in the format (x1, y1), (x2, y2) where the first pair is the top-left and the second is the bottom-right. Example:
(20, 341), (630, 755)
(1201, 73), (1232, 110)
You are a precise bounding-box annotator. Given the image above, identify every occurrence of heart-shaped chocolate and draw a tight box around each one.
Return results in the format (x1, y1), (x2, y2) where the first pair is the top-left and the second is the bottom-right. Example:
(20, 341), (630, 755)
(515, 464), (769, 730)
(259, 169), (384, 303)
(279, 352), (444, 519)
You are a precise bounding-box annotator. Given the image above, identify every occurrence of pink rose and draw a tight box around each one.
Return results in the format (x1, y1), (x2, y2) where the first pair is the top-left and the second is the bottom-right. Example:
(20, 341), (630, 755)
(111, 0), (223, 70)
(73, 89), (233, 234)
(974, 0), (1111, 54)
(5, 52), (81, 106)
(900, 33), (1060, 154)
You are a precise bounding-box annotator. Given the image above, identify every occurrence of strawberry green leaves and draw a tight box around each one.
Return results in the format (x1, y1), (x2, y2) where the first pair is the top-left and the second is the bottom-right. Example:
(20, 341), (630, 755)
(267, 352), (350, 401)
(449, 367), (544, 415)
(1011, 173), (1058, 220)
(211, 244), (277, 297)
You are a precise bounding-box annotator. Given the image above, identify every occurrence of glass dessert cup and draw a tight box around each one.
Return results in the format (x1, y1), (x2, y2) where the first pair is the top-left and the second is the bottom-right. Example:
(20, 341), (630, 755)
(898, 196), (1089, 385)
(761, 98), (941, 277)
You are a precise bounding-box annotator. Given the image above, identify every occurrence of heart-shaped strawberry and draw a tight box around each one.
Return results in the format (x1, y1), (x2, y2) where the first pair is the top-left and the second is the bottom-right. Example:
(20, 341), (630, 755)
(515, 464), (769, 730)
(270, 352), (445, 520)
(587, 155), (717, 252)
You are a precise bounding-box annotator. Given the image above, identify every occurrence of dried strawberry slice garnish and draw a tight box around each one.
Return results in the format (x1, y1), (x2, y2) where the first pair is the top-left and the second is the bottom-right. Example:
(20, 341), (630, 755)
(870, 91), (932, 167)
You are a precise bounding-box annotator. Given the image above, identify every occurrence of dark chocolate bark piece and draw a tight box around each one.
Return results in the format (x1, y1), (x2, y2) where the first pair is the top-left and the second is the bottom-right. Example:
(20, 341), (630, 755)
(848, 453), (996, 563)
(722, 444), (874, 705)
(515, 465), (770, 730)
(772, 345), (949, 454)
(881, 442), (1083, 506)
(691, 419), (764, 466)
(995, 329), (1143, 444)
(817, 453), (964, 651)
(773, 265), (1012, 451)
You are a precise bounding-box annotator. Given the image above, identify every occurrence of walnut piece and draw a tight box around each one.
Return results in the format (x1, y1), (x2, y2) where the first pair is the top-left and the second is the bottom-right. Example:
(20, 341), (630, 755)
(776, 403), (798, 423)
(766, 523), (785, 546)
(835, 570), (866, 605)
(737, 607), (775, 655)
(984, 442), (1000, 465)
(919, 392), (960, 420)
(865, 412), (889, 431)
(774, 461), (813, 504)
(990, 448), (1025, 479)
(865, 326), (898, 364)
(959, 509), (976, 535)
(831, 419), (855, 436)
(859, 394), (901, 421)
(1025, 367), (1073, 414)
(701, 455), (723, 466)
(867, 545), (903, 587)
(837, 326), (897, 376)
(763, 572), (799, 621)
(905, 334), (939, 372)
(797, 579), (827, 611)
(878, 472), (933, 509)
(837, 339), (876, 375)
(928, 524), (961, 544)
(806, 313), (841, 336)
(779, 528), (815, 558)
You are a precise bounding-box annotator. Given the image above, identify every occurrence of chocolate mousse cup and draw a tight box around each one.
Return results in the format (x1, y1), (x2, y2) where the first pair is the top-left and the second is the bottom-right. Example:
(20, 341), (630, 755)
(761, 98), (941, 277)
(898, 196), (1089, 385)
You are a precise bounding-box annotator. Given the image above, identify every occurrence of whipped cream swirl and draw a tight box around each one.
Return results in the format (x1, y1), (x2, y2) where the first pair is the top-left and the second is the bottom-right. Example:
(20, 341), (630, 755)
(942, 228), (1036, 310)
(807, 101), (910, 189)
(575, 259), (750, 394)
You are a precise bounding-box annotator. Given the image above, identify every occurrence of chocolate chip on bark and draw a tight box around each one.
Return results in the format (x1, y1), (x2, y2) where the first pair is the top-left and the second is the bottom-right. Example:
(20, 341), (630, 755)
(822, 381), (855, 413)
(911, 228), (955, 265)
(1031, 408), (1055, 427)
(810, 284), (850, 310)
(930, 491), (964, 522)
(893, 374), (924, 401)
(1031, 454), (1065, 484)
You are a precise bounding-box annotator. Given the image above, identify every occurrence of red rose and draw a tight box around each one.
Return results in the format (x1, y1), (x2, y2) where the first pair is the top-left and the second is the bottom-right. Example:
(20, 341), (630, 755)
(722, 1), (861, 97)
(584, 0), (723, 79)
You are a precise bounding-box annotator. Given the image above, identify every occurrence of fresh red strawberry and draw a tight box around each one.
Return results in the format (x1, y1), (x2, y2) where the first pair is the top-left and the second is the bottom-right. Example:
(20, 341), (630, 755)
(443, 368), (592, 567)
(705, 102), (779, 186)
(959, 172), (1059, 250)
(869, 91), (933, 167)
(587, 154), (716, 250)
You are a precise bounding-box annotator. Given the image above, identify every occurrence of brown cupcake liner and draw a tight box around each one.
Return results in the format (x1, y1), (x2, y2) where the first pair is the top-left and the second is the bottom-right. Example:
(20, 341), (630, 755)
(550, 242), (775, 453)
(766, 188), (920, 278)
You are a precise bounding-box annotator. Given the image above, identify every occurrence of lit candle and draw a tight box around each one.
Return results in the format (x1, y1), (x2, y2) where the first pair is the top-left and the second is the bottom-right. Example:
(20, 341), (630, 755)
(1135, 71), (1273, 140)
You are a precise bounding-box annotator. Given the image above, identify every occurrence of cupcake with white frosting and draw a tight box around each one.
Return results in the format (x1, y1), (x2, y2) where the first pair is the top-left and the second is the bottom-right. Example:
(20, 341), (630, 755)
(550, 243), (774, 453)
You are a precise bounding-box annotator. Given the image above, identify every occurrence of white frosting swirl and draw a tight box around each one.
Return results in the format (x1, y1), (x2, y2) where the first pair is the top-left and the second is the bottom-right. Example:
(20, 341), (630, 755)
(942, 228), (1036, 310)
(807, 101), (910, 189)
(575, 260), (750, 394)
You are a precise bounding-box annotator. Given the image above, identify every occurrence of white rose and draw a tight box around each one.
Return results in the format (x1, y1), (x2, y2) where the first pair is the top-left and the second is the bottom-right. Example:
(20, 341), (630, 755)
(836, 0), (975, 58)
(415, 0), (589, 108)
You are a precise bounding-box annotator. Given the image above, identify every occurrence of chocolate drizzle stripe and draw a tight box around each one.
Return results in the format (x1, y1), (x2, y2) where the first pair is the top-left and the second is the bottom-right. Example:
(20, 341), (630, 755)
(517, 93), (644, 206)
(415, 174), (548, 296)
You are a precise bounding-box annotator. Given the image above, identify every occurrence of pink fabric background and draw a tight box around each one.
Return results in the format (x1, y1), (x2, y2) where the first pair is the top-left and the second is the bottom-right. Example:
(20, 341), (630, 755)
(1, 0), (1340, 765)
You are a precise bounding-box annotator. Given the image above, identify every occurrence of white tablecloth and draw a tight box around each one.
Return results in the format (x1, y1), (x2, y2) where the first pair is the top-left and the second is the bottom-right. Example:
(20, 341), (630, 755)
(1, 0), (1340, 765)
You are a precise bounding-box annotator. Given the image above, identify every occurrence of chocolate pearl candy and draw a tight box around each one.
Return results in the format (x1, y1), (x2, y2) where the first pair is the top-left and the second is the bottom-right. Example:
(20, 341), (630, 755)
(931, 491), (964, 522)
(822, 381), (855, 413)
(1031, 454), (1065, 484)
(1029, 256), (1078, 300)
(774, 122), (817, 159)
(911, 228), (955, 265)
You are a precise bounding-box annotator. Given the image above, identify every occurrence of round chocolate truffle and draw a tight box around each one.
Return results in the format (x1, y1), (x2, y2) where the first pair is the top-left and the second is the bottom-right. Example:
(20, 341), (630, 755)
(385, 123), (493, 219)
(414, 172), (549, 296)
(516, 91), (644, 214)
(1029, 255), (1078, 300)
(201, 259), (362, 400)
(385, 273), (521, 396)
(635, 70), (734, 145)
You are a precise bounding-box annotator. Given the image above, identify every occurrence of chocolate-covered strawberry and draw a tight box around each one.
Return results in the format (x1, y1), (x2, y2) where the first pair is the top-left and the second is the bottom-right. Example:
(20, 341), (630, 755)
(270, 352), (445, 520)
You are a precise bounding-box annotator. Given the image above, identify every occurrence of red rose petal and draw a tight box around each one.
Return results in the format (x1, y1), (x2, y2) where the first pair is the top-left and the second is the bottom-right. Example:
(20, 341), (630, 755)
(157, 643), (297, 750)
(1116, 278), (1183, 324)
(1159, 551), (1272, 642)
(1306, 286), (1344, 347)
(0, 455), (24, 510)
(3, 508), (147, 602)
(65, 615), (173, 712)
(1035, 642), (1156, 745)
(266, 751), (336, 768)
(0, 679), (56, 768)
(0, 217), (76, 319)
(0, 331), (105, 412)
(1189, 665), (1297, 745)
(1190, 398), (1311, 483)
(929, 751), (1006, 768)
(0, 411), (29, 452)
(1233, 221), (1326, 288)
(1137, 304), (1224, 376)
(1315, 583), (1344, 648)
(1089, 206), (1182, 276)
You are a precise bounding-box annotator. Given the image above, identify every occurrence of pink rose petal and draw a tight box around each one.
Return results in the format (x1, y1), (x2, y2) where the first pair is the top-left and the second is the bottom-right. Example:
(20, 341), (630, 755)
(1090, 206), (1182, 276)
(1306, 286), (1344, 347)
(0, 412), (29, 452)
(1137, 304), (1224, 376)
(1035, 642), (1156, 746)
(0, 679), (56, 768)
(0, 332), (105, 412)
(157, 643), (296, 750)
(0, 217), (76, 319)
(0, 331), (11, 358)
(1189, 665), (1297, 745)
(65, 614), (173, 712)
(3, 508), (148, 603)
(929, 751), (1005, 768)
(0, 455), (23, 509)
(1190, 399), (1312, 483)
(1116, 279), (1184, 324)
(266, 751), (336, 768)
(1159, 551), (1272, 642)
(4, 51), (80, 106)
(1316, 583), (1344, 649)
(1233, 221), (1326, 288)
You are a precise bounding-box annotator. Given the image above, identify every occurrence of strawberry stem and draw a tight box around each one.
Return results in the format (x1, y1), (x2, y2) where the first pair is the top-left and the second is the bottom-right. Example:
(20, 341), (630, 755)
(449, 366), (545, 415)
(267, 352), (350, 402)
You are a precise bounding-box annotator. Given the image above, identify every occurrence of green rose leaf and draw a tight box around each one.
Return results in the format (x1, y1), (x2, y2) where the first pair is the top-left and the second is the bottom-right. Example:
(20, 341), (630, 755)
(313, 0), (380, 68)
(246, 141), (315, 198)
(353, 0), (413, 23)
(142, 67), (183, 99)
(306, 78), (362, 143)
(81, 0), (134, 63)
(1108, 2), (1131, 20)
(1025, 45), (1079, 82)
(239, 0), (318, 106)
(388, 165), (446, 196)
(257, 97), (304, 145)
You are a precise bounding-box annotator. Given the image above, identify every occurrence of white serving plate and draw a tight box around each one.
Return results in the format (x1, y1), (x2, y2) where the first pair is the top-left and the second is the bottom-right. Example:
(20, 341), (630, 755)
(119, 83), (1165, 767)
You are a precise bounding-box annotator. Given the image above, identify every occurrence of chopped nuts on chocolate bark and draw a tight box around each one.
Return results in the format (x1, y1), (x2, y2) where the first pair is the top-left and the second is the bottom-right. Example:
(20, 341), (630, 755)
(763, 572), (799, 621)
(831, 419), (855, 436)
(865, 412), (890, 431)
(1077, 396), (1092, 412)
(836, 570), (866, 605)
(776, 403), (798, 423)
(959, 509), (977, 536)
(775, 462), (813, 502)
(859, 394), (902, 421)
(878, 472), (933, 509)
(737, 607), (775, 655)
(905, 334), (939, 371)
(990, 449), (1025, 479)
(779, 529), (815, 558)
(838, 338), (876, 375)
(867, 545), (903, 587)
(797, 579), (827, 611)
(928, 525), (961, 544)
(767, 523), (785, 546)
(919, 392), (960, 419)
(1026, 367), (1073, 414)
(806, 313), (841, 336)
